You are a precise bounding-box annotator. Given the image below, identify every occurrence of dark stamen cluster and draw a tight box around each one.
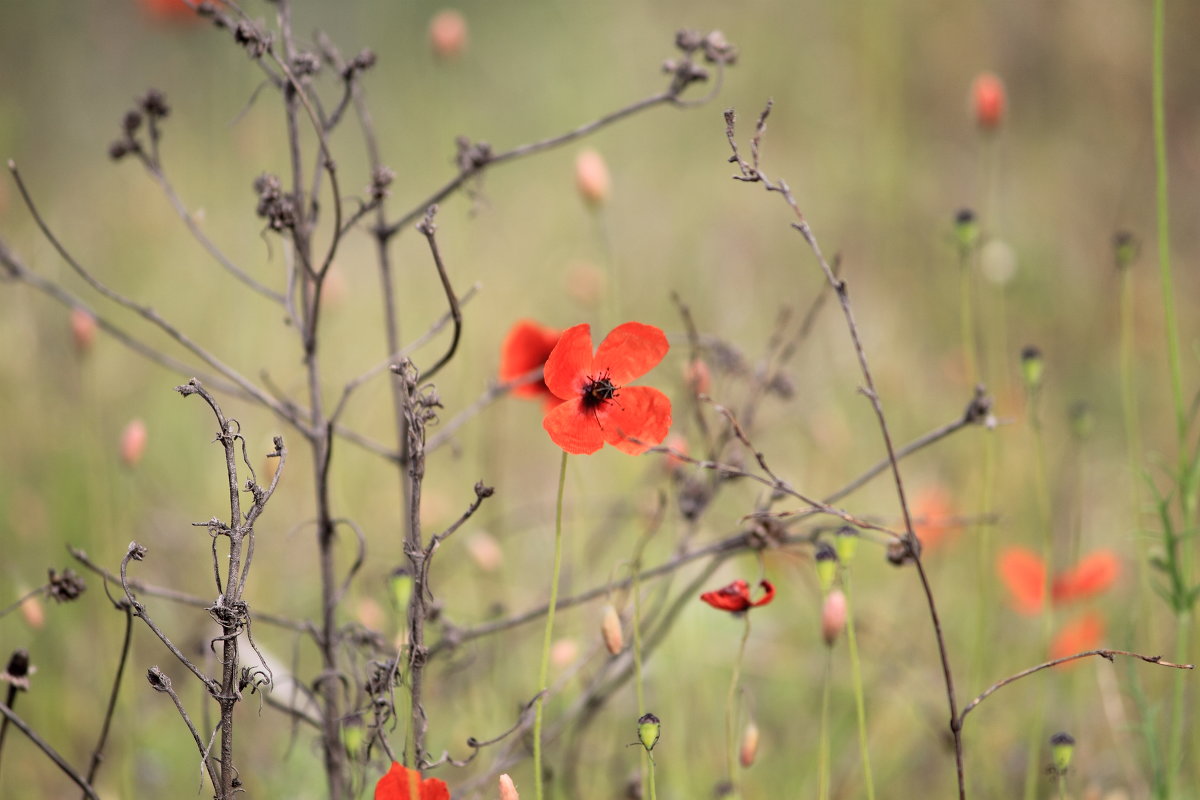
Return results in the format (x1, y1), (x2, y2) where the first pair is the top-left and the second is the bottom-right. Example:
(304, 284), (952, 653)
(581, 369), (619, 410)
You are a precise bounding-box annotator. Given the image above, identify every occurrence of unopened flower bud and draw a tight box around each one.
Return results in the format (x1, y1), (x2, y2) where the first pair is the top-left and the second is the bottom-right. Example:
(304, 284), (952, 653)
(972, 72), (1005, 131)
(833, 526), (858, 565)
(575, 149), (610, 207)
(1020, 346), (1044, 391)
(600, 604), (623, 655)
(70, 308), (97, 354)
(498, 773), (519, 800)
(1050, 731), (1076, 773)
(550, 638), (578, 669)
(954, 208), (980, 253)
(637, 712), (661, 752)
(389, 568), (413, 612)
(814, 542), (838, 594)
(20, 593), (45, 629)
(120, 419), (147, 467)
(684, 359), (711, 395)
(1113, 231), (1139, 271)
(466, 531), (504, 572)
(429, 10), (467, 59)
(739, 721), (760, 768)
(822, 589), (847, 647)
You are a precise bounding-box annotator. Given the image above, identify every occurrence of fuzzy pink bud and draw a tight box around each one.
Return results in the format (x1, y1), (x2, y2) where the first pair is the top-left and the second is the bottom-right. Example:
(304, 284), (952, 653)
(466, 531), (504, 572)
(429, 10), (467, 59)
(574, 149), (610, 207)
(683, 359), (711, 395)
(600, 604), (623, 655)
(498, 773), (519, 800)
(972, 72), (1005, 131)
(120, 419), (148, 467)
(739, 721), (760, 768)
(70, 308), (97, 354)
(821, 589), (847, 646)
(20, 594), (45, 630)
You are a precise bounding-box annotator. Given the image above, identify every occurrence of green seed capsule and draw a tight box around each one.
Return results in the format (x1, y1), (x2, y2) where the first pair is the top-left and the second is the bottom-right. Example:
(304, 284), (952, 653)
(637, 713), (661, 752)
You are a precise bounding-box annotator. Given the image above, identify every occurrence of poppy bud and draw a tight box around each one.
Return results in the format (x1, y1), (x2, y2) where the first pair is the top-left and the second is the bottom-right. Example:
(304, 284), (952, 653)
(821, 589), (847, 647)
(466, 531), (504, 572)
(550, 638), (579, 669)
(1069, 402), (1094, 441)
(575, 149), (611, 207)
(120, 419), (147, 467)
(1113, 231), (1139, 271)
(389, 567), (413, 612)
(739, 721), (760, 768)
(498, 774), (520, 800)
(953, 208), (980, 254)
(429, 10), (468, 59)
(70, 308), (97, 354)
(814, 542), (838, 594)
(637, 712), (661, 752)
(972, 72), (1005, 131)
(601, 604), (624, 655)
(1050, 731), (1076, 774)
(833, 526), (858, 565)
(1020, 346), (1044, 391)
(683, 359), (711, 395)
(20, 593), (45, 630)
(321, 264), (347, 306)
(342, 719), (366, 759)
(355, 598), (384, 631)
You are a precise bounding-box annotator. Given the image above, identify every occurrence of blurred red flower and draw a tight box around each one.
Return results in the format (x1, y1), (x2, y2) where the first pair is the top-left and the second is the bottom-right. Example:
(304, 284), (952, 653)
(375, 762), (450, 800)
(910, 486), (960, 550)
(1050, 612), (1105, 663)
(972, 72), (1006, 130)
(700, 579), (775, 613)
(998, 547), (1120, 615)
(500, 319), (562, 406)
(542, 322), (671, 455)
(138, 0), (204, 22)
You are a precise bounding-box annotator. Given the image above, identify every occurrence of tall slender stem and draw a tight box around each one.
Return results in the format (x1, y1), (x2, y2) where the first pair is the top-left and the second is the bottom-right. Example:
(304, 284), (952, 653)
(724, 614), (752, 792)
(534, 451), (569, 800)
(844, 574), (877, 800)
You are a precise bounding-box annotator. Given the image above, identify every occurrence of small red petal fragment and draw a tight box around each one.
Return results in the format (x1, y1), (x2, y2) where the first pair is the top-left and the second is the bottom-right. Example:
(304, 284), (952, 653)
(998, 547), (1046, 615)
(499, 319), (561, 400)
(542, 397), (605, 455)
(543, 324), (594, 400)
(750, 580), (775, 608)
(700, 579), (753, 612)
(1051, 550), (1120, 605)
(593, 322), (669, 386)
(1050, 613), (1105, 664)
(599, 386), (672, 455)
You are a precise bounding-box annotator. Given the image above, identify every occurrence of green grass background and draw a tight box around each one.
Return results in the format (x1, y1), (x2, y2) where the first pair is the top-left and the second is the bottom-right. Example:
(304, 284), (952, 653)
(1, 0), (1199, 797)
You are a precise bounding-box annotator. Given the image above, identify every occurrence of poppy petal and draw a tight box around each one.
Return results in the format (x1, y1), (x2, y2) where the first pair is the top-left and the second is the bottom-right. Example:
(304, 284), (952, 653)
(911, 487), (958, 550)
(500, 320), (560, 399)
(1050, 612), (1105, 664)
(543, 397), (605, 455)
(997, 547), (1046, 615)
(375, 762), (451, 800)
(593, 322), (669, 386)
(599, 386), (672, 455)
(544, 324), (594, 400)
(1051, 550), (1120, 604)
(701, 579), (752, 612)
(750, 580), (776, 607)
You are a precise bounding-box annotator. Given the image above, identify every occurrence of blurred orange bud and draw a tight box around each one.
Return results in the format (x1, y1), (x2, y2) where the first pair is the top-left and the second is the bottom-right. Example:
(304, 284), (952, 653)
(70, 308), (97, 354)
(498, 774), (519, 800)
(565, 261), (606, 308)
(683, 359), (711, 395)
(739, 721), (760, 768)
(550, 638), (578, 669)
(600, 604), (623, 655)
(356, 598), (385, 631)
(120, 419), (147, 467)
(910, 486), (960, 550)
(429, 10), (467, 59)
(574, 149), (610, 207)
(321, 265), (348, 306)
(20, 593), (45, 630)
(972, 72), (1005, 131)
(821, 589), (847, 647)
(466, 531), (504, 572)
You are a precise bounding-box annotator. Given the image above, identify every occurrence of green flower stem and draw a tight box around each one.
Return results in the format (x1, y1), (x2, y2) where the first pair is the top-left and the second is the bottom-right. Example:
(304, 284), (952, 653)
(647, 751), (658, 800)
(1022, 396), (1054, 800)
(725, 614), (752, 792)
(533, 451), (569, 800)
(958, 248), (979, 386)
(843, 575), (877, 800)
(818, 647), (832, 800)
(631, 528), (653, 798)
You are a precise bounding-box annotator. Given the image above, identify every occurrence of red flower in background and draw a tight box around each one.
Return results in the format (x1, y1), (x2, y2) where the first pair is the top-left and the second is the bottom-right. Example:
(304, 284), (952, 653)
(375, 762), (450, 800)
(138, 0), (204, 22)
(542, 322), (671, 455)
(1050, 612), (1106, 663)
(700, 580), (775, 613)
(909, 486), (961, 550)
(972, 72), (1006, 130)
(998, 547), (1120, 615)
(500, 320), (562, 406)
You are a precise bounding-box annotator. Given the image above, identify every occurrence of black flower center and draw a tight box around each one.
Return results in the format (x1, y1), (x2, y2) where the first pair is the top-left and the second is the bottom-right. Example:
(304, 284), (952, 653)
(581, 370), (620, 410)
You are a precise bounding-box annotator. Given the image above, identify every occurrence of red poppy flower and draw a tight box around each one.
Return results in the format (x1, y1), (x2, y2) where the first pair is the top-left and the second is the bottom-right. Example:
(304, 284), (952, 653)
(910, 486), (960, 550)
(700, 579), (775, 613)
(998, 547), (1120, 615)
(500, 319), (562, 406)
(1050, 612), (1105, 664)
(375, 762), (450, 800)
(972, 72), (1005, 130)
(138, 0), (204, 22)
(542, 322), (671, 455)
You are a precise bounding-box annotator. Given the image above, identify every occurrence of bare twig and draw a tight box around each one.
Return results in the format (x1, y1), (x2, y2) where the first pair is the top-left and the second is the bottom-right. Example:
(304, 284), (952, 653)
(415, 206), (462, 382)
(82, 605), (134, 793)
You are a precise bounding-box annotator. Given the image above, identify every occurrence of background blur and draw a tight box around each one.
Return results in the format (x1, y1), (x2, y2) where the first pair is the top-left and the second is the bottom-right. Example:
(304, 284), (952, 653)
(2, 1), (1199, 798)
